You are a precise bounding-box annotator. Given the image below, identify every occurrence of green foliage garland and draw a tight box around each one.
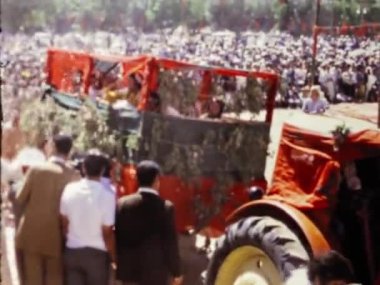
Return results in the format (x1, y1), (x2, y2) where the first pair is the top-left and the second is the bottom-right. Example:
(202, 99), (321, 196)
(158, 69), (200, 116)
(331, 123), (350, 152)
(20, 98), (117, 156)
(139, 113), (269, 230)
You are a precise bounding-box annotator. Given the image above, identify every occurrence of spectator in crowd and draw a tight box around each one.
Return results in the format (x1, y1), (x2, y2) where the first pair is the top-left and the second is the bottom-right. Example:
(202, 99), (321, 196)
(302, 85), (329, 114)
(1, 31), (378, 119)
(1, 110), (25, 161)
(115, 160), (182, 285)
(60, 153), (116, 285)
(341, 65), (357, 99)
(100, 155), (116, 193)
(319, 63), (336, 102)
(308, 251), (355, 285)
(88, 148), (116, 193)
(355, 65), (367, 101)
(15, 135), (79, 285)
(366, 67), (378, 102)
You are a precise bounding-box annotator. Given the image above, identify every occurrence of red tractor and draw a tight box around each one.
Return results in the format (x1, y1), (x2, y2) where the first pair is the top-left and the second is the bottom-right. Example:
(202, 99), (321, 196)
(46, 49), (380, 285)
(206, 112), (380, 285)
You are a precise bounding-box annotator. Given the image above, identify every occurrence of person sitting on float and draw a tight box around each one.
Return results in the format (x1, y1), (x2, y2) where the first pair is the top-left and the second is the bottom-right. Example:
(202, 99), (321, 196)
(124, 73), (143, 107)
(102, 75), (120, 103)
(199, 97), (225, 119)
(88, 71), (103, 101)
(103, 73), (142, 107)
(71, 70), (85, 94)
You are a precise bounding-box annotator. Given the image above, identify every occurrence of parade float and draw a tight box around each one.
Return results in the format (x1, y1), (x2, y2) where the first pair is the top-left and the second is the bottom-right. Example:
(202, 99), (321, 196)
(19, 49), (380, 285)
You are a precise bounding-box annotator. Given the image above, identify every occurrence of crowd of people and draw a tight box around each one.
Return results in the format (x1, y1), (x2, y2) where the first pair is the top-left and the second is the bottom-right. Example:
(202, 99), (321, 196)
(1, 131), (362, 285)
(1, 28), (379, 119)
(2, 133), (182, 285)
(1, 27), (378, 285)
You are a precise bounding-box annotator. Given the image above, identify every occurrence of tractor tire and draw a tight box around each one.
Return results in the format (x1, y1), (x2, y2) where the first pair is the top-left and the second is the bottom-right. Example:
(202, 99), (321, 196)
(206, 216), (310, 285)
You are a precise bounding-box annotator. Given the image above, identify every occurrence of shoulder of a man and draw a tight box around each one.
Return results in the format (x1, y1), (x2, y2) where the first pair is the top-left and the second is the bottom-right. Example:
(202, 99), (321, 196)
(60, 180), (85, 216)
(100, 185), (116, 203)
(24, 162), (54, 178)
(285, 267), (310, 285)
(32, 160), (72, 174)
(164, 199), (174, 210)
(61, 164), (81, 180)
(62, 179), (83, 197)
(117, 193), (142, 208)
(64, 164), (78, 173)
(163, 200), (176, 217)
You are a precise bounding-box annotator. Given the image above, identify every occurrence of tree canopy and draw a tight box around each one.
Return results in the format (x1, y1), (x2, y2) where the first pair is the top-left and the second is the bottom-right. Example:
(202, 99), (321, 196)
(2, 0), (380, 33)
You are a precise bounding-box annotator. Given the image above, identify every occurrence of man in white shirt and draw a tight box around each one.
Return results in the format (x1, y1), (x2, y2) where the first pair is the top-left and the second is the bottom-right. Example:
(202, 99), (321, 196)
(60, 153), (116, 285)
(285, 251), (358, 285)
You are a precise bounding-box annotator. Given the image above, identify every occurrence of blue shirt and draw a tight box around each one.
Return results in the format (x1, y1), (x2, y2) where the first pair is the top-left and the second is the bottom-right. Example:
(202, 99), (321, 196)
(302, 98), (328, 114)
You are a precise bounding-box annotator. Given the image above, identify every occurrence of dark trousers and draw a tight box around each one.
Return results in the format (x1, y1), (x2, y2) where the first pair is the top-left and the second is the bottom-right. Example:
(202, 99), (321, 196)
(64, 247), (110, 285)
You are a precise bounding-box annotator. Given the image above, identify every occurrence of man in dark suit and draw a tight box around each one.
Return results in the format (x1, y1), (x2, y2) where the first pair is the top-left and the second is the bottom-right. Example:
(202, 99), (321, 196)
(115, 160), (182, 285)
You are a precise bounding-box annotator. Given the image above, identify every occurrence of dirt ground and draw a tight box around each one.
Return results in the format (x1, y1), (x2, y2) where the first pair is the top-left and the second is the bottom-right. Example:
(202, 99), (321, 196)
(2, 103), (378, 285)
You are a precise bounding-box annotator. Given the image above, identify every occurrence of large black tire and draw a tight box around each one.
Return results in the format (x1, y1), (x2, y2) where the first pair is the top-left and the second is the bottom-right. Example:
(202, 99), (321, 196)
(206, 216), (310, 285)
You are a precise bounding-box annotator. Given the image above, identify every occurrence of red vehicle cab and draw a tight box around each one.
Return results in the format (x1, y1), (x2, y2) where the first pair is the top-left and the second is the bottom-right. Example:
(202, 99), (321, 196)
(45, 48), (279, 236)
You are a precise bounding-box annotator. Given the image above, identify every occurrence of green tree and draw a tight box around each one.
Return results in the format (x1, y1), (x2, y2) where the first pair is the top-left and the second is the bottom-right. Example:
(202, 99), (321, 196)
(188, 0), (210, 24)
(2, 0), (379, 33)
(1, 0), (52, 32)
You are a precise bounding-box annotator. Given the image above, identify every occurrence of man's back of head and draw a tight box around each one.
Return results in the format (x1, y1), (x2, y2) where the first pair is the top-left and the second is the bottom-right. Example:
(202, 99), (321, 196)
(83, 154), (105, 179)
(308, 250), (354, 285)
(53, 134), (73, 157)
(136, 160), (161, 188)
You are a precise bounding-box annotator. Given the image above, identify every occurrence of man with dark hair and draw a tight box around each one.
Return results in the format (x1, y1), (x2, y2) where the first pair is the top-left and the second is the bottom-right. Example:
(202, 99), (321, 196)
(87, 148), (115, 193)
(308, 251), (355, 285)
(99, 154), (115, 192)
(147, 91), (161, 113)
(285, 251), (356, 285)
(15, 134), (79, 285)
(115, 160), (182, 285)
(53, 135), (73, 155)
(60, 153), (116, 285)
